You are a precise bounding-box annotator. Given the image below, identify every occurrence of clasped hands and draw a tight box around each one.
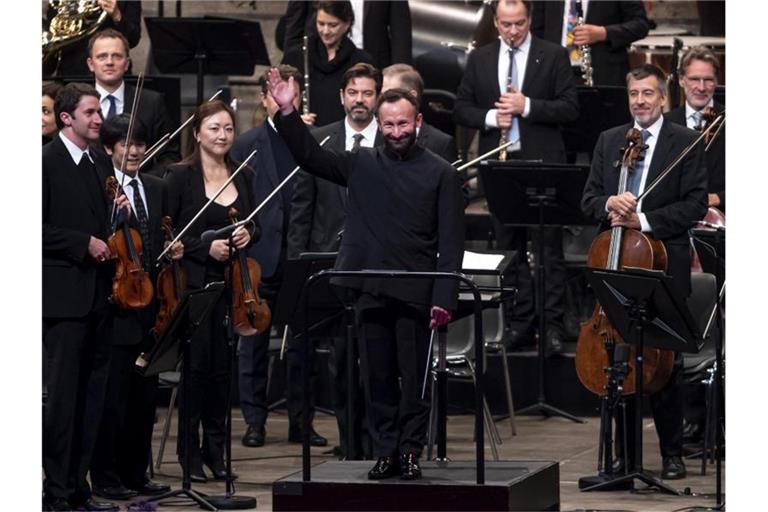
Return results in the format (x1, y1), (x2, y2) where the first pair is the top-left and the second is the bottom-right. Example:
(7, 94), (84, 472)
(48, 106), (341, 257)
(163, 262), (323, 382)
(209, 226), (251, 262)
(495, 86), (526, 129)
(606, 192), (641, 229)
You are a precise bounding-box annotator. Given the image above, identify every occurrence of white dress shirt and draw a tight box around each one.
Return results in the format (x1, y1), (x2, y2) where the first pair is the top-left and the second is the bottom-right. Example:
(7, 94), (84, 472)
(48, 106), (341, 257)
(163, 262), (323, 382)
(96, 81), (126, 117)
(560, 0), (590, 49)
(113, 168), (149, 218)
(59, 131), (93, 165)
(344, 117), (378, 150)
(349, 0), (365, 49)
(632, 115), (664, 233)
(685, 99), (714, 130)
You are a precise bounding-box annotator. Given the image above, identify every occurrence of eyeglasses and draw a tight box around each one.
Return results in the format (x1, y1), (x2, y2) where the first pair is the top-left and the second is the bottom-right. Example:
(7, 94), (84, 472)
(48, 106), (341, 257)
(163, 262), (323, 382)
(683, 76), (716, 87)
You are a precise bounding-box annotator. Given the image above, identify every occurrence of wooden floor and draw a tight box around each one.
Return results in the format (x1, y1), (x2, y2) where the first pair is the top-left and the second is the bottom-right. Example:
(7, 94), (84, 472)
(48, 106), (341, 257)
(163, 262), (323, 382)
(137, 408), (723, 511)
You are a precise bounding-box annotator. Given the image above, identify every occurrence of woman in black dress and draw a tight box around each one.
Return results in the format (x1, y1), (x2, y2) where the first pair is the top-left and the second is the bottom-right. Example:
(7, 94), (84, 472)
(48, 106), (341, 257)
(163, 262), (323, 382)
(165, 100), (259, 482)
(281, 0), (374, 127)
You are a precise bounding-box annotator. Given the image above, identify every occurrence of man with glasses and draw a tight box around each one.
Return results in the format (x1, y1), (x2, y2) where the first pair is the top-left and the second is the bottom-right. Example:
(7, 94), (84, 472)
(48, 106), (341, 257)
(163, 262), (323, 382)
(666, 46), (725, 211)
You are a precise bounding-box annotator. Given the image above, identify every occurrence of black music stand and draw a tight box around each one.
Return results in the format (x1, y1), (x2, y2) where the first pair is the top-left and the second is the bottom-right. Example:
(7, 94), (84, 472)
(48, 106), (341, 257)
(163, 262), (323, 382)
(145, 17), (269, 105)
(140, 283), (225, 511)
(581, 267), (702, 495)
(480, 161), (592, 423)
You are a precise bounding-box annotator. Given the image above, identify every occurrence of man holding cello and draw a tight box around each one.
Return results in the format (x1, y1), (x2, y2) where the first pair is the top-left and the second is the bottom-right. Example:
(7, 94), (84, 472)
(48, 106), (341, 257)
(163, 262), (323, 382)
(581, 64), (708, 480)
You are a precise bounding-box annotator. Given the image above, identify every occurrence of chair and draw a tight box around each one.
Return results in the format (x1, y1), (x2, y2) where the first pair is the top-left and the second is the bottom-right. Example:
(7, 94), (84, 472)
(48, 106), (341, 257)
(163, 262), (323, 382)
(154, 365), (181, 471)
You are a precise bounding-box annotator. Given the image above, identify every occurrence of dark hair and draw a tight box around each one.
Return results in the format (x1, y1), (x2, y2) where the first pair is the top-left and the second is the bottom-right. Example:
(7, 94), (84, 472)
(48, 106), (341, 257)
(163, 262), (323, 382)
(492, 0), (533, 18)
(382, 64), (424, 104)
(100, 113), (148, 150)
(88, 28), (130, 57)
(374, 88), (419, 118)
(316, 1), (355, 25)
(173, 100), (236, 168)
(54, 82), (100, 130)
(260, 64), (303, 94)
(43, 82), (63, 101)
(679, 46), (721, 80)
(626, 64), (668, 96)
(341, 62), (382, 94)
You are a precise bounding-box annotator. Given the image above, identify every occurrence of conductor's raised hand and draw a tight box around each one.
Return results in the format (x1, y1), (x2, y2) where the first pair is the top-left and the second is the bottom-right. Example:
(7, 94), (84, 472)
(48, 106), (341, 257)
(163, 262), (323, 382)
(266, 68), (297, 115)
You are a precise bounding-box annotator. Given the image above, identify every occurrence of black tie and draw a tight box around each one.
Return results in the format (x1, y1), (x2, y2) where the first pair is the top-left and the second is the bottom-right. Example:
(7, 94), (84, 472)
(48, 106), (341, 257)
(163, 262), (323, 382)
(128, 179), (151, 268)
(351, 133), (364, 153)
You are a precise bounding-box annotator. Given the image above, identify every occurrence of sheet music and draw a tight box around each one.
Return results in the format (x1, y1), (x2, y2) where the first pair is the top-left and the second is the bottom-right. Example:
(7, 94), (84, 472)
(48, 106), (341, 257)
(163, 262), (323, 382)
(462, 250), (506, 271)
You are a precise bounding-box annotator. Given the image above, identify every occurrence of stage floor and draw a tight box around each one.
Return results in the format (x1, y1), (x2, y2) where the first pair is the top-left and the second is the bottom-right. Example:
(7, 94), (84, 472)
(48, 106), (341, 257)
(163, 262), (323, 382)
(143, 409), (723, 511)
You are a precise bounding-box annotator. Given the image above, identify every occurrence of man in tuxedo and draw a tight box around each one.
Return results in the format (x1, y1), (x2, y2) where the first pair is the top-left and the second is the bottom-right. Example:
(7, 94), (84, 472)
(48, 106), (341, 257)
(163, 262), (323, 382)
(231, 65), (327, 450)
(666, 46), (725, 211)
(454, 0), (579, 353)
(43, 82), (130, 512)
(87, 29), (179, 176)
(530, 1), (650, 86)
(282, 0), (412, 69)
(268, 70), (464, 481)
(581, 64), (708, 480)
(89, 114), (178, 501)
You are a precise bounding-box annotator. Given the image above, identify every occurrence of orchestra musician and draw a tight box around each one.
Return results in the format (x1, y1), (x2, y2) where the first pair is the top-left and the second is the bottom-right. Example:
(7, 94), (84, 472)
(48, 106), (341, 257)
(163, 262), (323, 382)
(43, 82), (131, 512)
(88, 114), (180, 501)
(266, 69), (465, 481)
(43, 82), (62, 145)
(165, 100), (257, 483)
(581, 64), (708, 480)
(454, 0), (579, 354)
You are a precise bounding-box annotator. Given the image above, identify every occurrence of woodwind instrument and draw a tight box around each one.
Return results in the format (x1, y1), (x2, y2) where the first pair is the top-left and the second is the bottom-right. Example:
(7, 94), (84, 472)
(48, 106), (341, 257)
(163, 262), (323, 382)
(575, 1), (593, 86)
(301, 35), (310, 116)
(498, 62), (514, 161)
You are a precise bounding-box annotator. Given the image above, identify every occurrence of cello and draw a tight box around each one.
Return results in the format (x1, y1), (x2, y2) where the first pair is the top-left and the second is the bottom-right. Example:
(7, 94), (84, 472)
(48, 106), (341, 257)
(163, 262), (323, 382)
(226, 208), (271, 336)
(575, 128), (675, 397)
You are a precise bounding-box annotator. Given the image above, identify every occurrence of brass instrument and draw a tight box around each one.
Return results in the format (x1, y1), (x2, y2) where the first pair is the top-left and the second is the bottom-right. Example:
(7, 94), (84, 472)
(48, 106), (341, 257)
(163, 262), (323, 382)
(575, 3), (594, 86)
(301, 35), (310, 116)
(42, 0), (108, 66)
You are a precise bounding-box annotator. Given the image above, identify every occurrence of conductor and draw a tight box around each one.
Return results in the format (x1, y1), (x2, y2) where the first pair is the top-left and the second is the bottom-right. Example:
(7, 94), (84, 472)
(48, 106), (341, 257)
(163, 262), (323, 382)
(265, 68), (465, 480)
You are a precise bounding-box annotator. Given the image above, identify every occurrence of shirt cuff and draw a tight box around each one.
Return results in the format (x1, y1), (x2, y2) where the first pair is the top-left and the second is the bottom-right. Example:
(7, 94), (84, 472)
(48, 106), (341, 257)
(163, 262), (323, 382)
(638, 213), (651, 233)
(522, 97), (531, 118)
(485, 109), (499, 129)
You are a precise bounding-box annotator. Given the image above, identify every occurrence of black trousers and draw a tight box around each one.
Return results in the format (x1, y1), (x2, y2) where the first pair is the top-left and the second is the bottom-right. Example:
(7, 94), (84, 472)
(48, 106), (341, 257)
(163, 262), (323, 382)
(238, 277), (314, 430)
(90, 343), (158, 490)
(356, 294), (431, 458)
(177, 297), (230, 469)
(615, 353), (685, 464)
(43, 306), (112, 503)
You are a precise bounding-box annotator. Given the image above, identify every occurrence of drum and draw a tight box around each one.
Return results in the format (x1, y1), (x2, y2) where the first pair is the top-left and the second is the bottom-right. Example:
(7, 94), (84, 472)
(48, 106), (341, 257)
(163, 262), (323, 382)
(629, 35), (726, 84)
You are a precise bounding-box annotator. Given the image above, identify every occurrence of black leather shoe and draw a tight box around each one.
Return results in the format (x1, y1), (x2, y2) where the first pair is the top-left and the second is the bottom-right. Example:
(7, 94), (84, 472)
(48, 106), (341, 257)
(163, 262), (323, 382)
(82, 498), (119, 511)
(289, 427), (329, 447)
(204, 459), (239, 481)
(242, 424), (266, 447)
(92, 485), (138, 500)
(368, 456), (399, 480)
(661, 456), (687, 480)
(43, 497), (71, 511)
(544, 328), (564, 356)
(399, 452), (422, 480)
(186, 467), (208, 484)
(130, 481), (170, 496)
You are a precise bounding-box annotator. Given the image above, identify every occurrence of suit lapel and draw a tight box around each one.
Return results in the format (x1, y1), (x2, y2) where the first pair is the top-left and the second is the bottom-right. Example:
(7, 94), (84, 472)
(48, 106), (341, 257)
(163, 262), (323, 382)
(521, 37), (543, 94)
(646, 120), (674, 187)
(256, 126), (280, 190)
(488, 40), (502, 99)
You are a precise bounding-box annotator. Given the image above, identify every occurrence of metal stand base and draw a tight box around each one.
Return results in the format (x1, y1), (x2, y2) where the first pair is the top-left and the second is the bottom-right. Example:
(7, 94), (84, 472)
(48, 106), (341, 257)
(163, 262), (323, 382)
(581, 469), (680, 495)
(206, 494), (258, 510)
(516, 400), (584, 423)
(145, 488), (217, 511)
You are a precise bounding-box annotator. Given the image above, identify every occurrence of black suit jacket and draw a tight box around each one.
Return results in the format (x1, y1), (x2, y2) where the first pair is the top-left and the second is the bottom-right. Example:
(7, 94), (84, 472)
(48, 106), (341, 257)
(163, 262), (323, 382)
(110, 173), (169, 345)
(283, 0), (412, 68)
(665, 102), (725, 211)
(123, 83), (180, 177)
(417, 122), (458, 163)
(454, 37), (579, 162)
(581, 120), (708, 295)
(164, 162), (258, 290)
(276, 111), (464, 309)
(43, 135), (112, 318)
(230, 122), (297, 278)
(531, 1), (650, 86)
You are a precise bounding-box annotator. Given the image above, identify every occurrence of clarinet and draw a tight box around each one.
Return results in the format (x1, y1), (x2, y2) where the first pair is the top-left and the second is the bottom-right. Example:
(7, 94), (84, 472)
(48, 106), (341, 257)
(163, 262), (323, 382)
(498, 72), (513, 162)
(575, 1), (594, 86)
(301, 34), (310, 116)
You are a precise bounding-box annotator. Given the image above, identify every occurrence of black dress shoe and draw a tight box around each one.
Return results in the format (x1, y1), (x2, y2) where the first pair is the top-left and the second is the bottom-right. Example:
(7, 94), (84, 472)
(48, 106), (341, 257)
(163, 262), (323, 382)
(130, 481), (171, 496)
(368, 456), (399, 480)
(242, 424), (266, 447)
(661, 456), (687, 479)
(92, 484), (138, 500)
(82, 498), (119, 511)
(288, 427), (329, 447)
(399, 452), (422, 480)
(204, 459), (239, 481)
(186, 467), (208, 484)
(43, 497), (71, 511)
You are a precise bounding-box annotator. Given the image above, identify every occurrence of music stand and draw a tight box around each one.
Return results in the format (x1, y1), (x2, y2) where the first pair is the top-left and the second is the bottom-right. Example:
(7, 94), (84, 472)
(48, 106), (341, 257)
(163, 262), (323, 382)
(145, 17), (269, 105)
(581, 267), (702, 495)
(140, 283), (225, 511)
(480, 161), (592, 423)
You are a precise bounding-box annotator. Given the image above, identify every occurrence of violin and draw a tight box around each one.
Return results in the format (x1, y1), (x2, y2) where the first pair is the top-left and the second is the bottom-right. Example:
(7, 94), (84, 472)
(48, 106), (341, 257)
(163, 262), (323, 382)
(104, 176), (154, 309)
(152, 216), (188, 338)
(575, 129), (675, 396)
(225, 207), (271, 336)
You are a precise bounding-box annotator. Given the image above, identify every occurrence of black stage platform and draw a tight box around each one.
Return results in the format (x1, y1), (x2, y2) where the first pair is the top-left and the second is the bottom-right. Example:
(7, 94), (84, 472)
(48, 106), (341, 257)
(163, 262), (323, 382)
(273, 460), (560, 511)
